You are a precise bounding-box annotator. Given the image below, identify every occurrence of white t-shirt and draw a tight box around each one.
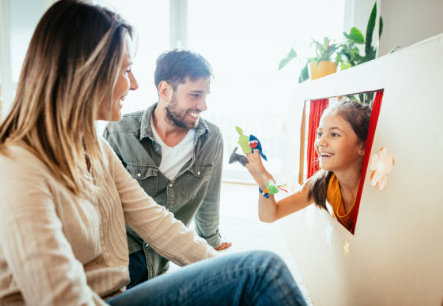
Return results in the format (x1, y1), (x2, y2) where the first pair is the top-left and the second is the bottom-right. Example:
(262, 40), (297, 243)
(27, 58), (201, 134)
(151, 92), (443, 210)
(151, 118), (195, 181)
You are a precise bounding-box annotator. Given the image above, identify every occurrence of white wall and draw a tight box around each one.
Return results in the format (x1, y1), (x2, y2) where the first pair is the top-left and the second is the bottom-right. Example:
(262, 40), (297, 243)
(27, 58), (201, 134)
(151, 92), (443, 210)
(0, 0), (13, 120)
(378, 0), (443, 55)
(281, 33), (443, 306)
(0, 0), (52, 119)
(348, 0), (443, 57)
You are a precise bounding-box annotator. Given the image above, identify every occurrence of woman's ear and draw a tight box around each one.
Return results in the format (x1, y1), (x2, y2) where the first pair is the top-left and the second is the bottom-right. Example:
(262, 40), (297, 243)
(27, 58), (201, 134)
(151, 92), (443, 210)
(158, 81), (171, 102)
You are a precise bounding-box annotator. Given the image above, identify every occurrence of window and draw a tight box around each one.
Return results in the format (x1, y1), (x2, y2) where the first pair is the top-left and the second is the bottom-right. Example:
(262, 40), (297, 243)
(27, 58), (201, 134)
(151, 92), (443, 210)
(97, 0), (170, 114)
(188, 0), (345, 181)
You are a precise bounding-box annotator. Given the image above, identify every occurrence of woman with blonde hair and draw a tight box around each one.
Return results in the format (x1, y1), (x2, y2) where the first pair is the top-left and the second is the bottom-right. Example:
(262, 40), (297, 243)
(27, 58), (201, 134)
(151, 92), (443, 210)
(0, 1), (307, 305)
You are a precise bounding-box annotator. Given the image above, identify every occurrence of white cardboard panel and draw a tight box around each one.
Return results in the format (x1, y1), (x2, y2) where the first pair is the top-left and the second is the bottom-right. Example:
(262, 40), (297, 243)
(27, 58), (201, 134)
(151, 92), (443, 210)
(280, 33), (443, 306)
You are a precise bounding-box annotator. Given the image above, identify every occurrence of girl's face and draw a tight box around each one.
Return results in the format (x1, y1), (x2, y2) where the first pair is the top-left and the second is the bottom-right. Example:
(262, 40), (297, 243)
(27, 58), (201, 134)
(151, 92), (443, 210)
(315, 112), (365, 173)
(97, 47), (138, 121)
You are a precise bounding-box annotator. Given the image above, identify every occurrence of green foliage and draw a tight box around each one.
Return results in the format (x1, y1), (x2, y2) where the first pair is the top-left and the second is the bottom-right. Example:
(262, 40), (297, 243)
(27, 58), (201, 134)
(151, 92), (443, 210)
(345, 92), (375, 107)
(278, 37), (340, 83)
(311, 37), (339, 62)
(340, 1), (383, 104)
(278, 49), (297, 70)
(343, 27), (364, 44)
(341, 1), (383, 68)
(279, 1), (383, 88)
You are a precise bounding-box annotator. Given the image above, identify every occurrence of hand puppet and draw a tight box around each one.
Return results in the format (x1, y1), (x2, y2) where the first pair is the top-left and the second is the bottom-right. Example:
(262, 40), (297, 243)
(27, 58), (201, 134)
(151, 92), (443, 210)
(229, 126), (287, 197)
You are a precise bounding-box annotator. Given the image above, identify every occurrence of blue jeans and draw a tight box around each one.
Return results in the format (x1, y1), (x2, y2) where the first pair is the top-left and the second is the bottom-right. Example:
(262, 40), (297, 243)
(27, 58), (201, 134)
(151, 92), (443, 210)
(127, 250), (149, 288)
(107, 250), (307, 306)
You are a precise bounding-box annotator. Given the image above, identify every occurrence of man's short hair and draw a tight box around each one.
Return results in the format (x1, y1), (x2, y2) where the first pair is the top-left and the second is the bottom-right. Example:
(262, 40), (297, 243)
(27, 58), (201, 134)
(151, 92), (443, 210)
(154, 49), (213, 91)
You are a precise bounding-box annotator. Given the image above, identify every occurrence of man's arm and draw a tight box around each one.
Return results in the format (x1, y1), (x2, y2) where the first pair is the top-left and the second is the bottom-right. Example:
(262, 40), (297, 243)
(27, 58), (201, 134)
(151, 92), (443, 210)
(194, 134), (230, 249)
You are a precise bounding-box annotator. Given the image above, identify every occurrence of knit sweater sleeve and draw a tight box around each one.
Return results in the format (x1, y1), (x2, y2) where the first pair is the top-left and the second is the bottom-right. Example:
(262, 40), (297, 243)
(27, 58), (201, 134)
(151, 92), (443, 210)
(102, 139), (218, 266)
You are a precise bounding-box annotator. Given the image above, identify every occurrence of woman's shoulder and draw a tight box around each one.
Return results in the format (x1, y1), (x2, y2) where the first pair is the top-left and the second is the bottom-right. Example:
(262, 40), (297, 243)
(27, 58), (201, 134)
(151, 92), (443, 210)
(99, 136), (121, 167)
(99, 136), (116, 157)
(0, 144), (53, 181)
(1, 144), (39, 164)
(98, 136), (122, 174)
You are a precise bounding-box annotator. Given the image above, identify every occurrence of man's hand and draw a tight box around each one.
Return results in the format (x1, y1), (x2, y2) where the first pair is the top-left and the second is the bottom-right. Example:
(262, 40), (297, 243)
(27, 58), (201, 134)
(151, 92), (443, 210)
(214, 241), (232, 251)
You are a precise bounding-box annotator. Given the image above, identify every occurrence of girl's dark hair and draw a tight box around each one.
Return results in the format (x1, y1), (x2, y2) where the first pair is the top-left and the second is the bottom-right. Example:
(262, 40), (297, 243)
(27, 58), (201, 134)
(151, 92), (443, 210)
(307, 100), (372, 209)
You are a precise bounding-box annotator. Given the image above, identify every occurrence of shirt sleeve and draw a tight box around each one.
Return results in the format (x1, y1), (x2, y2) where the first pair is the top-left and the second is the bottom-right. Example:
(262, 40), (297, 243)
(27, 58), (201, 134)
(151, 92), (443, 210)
(0, 162), (107, 306)
(103, 125), (126, 167)
(194, 133), (223, 247)
(103, 140), (218, 266)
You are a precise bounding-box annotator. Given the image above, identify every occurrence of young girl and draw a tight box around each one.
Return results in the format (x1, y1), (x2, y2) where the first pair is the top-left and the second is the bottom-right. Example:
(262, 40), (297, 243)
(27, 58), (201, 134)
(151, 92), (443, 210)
(0, 1), (307, 305)
(246, 101), (371, 231)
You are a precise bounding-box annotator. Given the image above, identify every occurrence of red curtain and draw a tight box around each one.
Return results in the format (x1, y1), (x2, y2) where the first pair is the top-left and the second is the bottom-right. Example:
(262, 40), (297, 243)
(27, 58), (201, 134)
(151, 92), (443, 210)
(306, 99), (329, 179)
(351, 90), (384, 233)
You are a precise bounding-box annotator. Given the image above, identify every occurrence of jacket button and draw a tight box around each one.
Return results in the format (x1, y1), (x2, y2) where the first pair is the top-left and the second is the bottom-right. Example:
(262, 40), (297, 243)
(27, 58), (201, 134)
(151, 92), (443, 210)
(137, 173), (141, 177)
(197, 171), (201, 175)
(169, 184), (173, 187)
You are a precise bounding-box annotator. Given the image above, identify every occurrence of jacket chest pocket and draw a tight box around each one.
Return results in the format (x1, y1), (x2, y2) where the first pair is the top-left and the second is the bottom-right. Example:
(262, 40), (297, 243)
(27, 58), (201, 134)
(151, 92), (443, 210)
(180, 164), (212, 199)
(126, 164), (159, 196)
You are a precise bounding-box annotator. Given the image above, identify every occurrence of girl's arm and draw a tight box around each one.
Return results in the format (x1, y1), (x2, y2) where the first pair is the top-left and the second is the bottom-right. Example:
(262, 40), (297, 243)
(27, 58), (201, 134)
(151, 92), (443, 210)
(245, 150), (313, 222)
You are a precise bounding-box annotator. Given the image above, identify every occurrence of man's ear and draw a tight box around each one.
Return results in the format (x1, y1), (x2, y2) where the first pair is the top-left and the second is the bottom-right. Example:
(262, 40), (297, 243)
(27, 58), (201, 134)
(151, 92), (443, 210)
(158, 81), (171, 102)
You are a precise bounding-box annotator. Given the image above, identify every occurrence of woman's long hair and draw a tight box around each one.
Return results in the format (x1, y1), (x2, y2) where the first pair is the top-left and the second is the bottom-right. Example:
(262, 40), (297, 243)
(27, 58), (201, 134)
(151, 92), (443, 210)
(307, 100), (372, 209)
(0, 0), (133, 197)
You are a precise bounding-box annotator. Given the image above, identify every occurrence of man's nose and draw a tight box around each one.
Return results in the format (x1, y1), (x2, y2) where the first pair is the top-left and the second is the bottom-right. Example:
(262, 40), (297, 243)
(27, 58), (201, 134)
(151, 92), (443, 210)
(198, 97), (207, 111)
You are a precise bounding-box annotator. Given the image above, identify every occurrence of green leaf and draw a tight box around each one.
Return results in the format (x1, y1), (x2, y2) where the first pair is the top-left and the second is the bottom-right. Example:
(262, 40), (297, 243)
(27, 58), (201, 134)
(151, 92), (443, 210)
(335, 52), (342, 65)
(365, 1), (377, 57)
(340, 61), (351, 70)
(344, 27), (364, 44)
(278, 48), (297, 70)
(310, 39), (323, 51)
(388, 46), (401, 54)
(379, 16), (384, 38)
(298, 63), (309, 83)
(364, 46), (375, 62)
(323, 37), (329, 50)
(340, 49), (352, 61)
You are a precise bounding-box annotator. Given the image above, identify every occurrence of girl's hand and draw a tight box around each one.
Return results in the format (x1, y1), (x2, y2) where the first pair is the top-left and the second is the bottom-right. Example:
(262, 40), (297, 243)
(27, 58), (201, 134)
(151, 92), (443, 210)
(245, 150), (273, 187)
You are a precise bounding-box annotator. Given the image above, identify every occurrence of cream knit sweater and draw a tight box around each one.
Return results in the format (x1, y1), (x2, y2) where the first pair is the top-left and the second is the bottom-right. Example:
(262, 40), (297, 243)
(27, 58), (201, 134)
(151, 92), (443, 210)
(0, 140), (217, 306)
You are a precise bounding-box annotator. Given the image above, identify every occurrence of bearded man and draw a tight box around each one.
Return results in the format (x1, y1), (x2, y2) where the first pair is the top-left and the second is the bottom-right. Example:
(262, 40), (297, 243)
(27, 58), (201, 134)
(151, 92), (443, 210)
(104, 49), (231, 287)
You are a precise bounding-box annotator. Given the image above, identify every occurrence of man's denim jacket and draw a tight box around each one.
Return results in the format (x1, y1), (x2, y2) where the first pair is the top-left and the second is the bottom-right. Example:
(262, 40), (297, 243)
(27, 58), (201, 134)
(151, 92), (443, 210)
(103, 103), (222, 279)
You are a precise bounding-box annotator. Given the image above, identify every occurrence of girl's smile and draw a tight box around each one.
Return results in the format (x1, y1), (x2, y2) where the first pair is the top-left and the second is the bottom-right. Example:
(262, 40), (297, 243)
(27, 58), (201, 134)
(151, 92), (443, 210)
(315, 113), (365, 173)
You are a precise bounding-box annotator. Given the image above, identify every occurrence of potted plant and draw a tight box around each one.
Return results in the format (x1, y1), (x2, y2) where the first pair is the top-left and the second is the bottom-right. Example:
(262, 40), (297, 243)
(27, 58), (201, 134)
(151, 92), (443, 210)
(340, 1), (383, 104)
(340, 1), (383, 69)
(278, 1), (383, 88)
(279, 37), (341, 83)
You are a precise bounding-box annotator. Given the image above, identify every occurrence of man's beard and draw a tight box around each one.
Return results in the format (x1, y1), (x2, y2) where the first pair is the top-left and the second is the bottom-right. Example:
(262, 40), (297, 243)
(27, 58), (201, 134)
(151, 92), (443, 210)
(165, 94), (199, 129)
